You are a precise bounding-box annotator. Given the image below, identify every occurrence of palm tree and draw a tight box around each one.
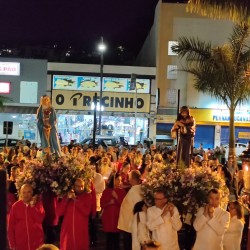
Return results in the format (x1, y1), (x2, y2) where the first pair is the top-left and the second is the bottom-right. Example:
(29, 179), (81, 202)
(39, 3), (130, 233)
(171, 24), (250, 158)
(187, 0), (250, 25)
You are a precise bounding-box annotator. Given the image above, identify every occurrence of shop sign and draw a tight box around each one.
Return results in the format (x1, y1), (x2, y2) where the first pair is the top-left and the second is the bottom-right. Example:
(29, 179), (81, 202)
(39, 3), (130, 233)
(238, 132), (250, 139)
(212, 110), (250, 122)
(52, 75), (150, 93)
(52, 90), (150, 113)
(0, 62), (20, 76)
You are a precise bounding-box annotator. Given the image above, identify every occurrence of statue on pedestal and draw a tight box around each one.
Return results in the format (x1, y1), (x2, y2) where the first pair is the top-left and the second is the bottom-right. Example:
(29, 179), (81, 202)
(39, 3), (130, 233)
(37, 95), (61, 157)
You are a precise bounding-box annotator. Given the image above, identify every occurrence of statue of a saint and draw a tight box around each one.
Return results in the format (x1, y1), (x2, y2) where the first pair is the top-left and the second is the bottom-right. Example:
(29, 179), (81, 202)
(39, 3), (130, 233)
(37, 95), (61, 156)
(171, 106), (196, 167)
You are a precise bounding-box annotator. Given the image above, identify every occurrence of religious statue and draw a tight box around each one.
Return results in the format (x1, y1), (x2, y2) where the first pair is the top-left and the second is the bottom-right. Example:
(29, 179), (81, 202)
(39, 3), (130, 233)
(171, 106), (196, 167)
(37, 95), (61, 157)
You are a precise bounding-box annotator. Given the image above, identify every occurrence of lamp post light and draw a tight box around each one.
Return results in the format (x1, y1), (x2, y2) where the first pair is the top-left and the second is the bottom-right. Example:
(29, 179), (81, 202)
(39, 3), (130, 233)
(98, 36), (106, 135)
(92, 93), (98, 151)
(91, 93), (104, 150)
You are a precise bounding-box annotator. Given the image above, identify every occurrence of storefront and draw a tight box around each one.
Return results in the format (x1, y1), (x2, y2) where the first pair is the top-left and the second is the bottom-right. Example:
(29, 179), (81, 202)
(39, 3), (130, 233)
(50, 70), (156, 145)
(0, 58), (48, 144)
(0, 60), (156, 145)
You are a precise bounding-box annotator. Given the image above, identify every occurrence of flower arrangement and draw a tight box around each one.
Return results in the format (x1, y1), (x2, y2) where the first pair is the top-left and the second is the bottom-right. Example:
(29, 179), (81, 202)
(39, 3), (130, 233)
(16, 154), (94, 197)
(141, 163), (229, 223)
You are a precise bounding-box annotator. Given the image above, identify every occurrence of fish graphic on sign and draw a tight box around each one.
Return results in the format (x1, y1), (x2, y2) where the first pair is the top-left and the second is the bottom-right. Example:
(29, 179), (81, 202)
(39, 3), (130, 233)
(136, 82), (146, 90)
(105, 81), (123, 89)
(80, 80), (98, 88)
(56, 78), (75, 87)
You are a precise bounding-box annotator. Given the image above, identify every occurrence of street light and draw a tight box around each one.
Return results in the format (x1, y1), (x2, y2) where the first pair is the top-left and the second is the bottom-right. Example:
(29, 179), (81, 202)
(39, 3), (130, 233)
(92, 93), (98, 151)
(91, 93), (104, 150)
(98, 36), (106, 135)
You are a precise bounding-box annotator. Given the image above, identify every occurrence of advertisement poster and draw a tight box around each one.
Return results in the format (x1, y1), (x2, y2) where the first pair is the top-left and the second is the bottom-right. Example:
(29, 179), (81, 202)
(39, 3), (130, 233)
(77, 76), (100, 91)
(53, 75), (77, 90)
(103, 77), (127, 92)
(53, 75), (150, 93)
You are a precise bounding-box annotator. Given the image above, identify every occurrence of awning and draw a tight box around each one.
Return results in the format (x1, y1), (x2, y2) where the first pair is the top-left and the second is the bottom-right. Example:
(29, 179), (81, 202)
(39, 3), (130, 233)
(1, 105), (38, 114)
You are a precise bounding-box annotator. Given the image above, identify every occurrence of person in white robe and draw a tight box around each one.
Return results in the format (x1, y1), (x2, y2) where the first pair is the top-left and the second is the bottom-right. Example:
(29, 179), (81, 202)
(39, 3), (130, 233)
(223, 200), (245, 250)
(147, 188), (182, 250)
(193, 188), (230, 250)
(131, 201), (151, 250)
(93, 171), (105, 213)
(118, 170), (143, 250)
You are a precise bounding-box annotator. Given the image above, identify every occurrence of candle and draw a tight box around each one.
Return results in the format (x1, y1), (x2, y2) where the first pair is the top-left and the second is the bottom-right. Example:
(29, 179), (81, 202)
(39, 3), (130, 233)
(243, 165), (250, 192)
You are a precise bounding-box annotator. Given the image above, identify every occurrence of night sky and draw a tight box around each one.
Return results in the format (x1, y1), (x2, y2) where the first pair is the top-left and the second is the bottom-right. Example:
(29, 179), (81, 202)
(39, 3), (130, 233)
(1, 0), (159, 55)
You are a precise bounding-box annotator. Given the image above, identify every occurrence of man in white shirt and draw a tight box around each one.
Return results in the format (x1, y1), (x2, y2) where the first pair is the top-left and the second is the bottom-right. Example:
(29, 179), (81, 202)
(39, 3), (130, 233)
(118, 170), (143, 250)
(193, 188), (230, 250)
(147, 188), (182, 250)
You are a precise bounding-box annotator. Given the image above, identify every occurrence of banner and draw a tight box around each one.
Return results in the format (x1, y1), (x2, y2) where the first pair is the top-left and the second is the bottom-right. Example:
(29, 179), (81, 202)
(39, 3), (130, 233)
(52, 75), (150, 93)
(52, 90), (150, 113)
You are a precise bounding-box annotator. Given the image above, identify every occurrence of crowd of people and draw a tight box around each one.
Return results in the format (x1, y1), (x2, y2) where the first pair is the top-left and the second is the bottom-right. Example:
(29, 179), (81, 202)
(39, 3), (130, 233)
(1, 134), (247, 250)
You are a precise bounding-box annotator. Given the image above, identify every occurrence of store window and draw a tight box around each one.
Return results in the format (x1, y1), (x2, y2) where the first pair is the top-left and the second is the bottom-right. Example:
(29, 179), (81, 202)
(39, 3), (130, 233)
(57, 114), (148, 145)
(195, 125), (215, 149)
(0, 113), (148, 146)
(221, 126), (250, 145)
(0, 113), (37, 142)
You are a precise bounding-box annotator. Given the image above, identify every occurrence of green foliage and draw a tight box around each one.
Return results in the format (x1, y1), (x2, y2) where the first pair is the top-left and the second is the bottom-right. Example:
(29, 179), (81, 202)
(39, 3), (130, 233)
(187, 0), (250, 26)
(16, 155), (94, 197)
(172, 24), (250, 110)
(172, 24), (250, 156)
(0, 95), (12, 107)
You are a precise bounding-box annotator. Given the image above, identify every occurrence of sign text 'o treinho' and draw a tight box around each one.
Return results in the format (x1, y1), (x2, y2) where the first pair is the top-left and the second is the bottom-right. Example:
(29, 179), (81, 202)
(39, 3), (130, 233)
(52, 90), (150, 113)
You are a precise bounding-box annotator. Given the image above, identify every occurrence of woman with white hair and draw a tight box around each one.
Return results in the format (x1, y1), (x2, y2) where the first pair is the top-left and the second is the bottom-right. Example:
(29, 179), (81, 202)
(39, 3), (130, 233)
(223, 200), (245, 250)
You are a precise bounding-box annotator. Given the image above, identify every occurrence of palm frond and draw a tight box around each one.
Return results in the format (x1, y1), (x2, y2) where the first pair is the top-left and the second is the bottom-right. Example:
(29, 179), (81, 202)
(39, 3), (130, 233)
(187, 0), (250, 25)
(239, 49), (250, 65)
(184, 65), (230, 106)
(171, 37), (212, 62)
(228, 24), (250, 67)
(229, 24), (249, 49)
(174, 23), (250, 112)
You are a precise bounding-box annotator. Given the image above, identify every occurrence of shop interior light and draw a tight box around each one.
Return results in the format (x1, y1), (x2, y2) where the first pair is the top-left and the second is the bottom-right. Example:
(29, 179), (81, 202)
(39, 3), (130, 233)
(91, 102), (104, 112)
(0, 82), (10, 94)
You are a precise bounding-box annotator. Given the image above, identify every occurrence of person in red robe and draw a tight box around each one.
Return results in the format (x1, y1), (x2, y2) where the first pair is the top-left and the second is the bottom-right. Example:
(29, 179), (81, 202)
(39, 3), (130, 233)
(8, 184), (45, 250)
(56, 178), (96, 250)
(101, 172), (126, 250)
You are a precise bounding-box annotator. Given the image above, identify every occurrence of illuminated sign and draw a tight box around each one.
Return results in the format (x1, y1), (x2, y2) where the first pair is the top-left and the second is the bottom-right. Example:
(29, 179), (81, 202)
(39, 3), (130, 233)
(0, 62), (20, 76)
(0, 82), (10, 94)
(52, 90), (150, 113)
(212, 110), (250, 122)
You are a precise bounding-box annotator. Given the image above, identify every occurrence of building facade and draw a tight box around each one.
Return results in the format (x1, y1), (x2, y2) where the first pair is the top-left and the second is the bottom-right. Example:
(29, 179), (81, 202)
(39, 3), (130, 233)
(0, 58), (156, 145)
(137, 2), (250, 148)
